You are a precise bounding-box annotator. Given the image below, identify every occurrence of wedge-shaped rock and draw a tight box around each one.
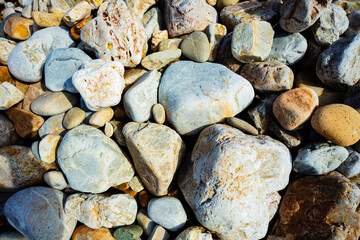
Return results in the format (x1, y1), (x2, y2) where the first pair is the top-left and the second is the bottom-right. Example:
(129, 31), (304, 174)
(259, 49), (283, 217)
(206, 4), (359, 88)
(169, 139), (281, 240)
(123, 122), (186, 196)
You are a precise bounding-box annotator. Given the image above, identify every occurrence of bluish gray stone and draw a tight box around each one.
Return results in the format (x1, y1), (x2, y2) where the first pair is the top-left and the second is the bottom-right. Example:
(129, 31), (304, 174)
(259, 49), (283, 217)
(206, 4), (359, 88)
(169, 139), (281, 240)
(344, 10), (360, 37)
(44, 48), (91, 93)
(158, 61), (254, 135)
(148, 197), (187, 232)
(7, 27), (76, 83)
(266, 31), (307, 65)
(293, 142), (349, 175)
(336, 147), (360, 178)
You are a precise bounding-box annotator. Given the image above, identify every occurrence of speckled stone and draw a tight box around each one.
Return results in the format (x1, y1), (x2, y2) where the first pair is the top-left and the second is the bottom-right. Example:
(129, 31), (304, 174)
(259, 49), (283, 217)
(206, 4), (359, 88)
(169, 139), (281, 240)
(38, 113), (66, 138)
(175, 226), (212, 240)
(114, 225), (143, 240)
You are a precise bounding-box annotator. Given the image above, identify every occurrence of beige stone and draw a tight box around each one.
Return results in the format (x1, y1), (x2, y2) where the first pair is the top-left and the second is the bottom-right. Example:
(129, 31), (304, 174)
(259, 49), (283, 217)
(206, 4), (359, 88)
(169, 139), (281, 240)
(158, 38), (182, 52)
(39, 134), (61, 163)
(38, 113), (66, 138)
(152, 103), (166, 124)
(89, 107), (114, 128)
(104, 122), (113, 137)
(141, 49), (181, 70)
(205, 23), (227, 62)
(63, 1), (91, 27)
(148, 225), (170, 240)
(124, 68), (148, 90)
(63, 107), (86, 130)
(0, 38), (17, 65)
(226, 117), (259, 135)
(137, 209), (156, 236)
(22, 82), (46, 111)
(175, 226), (213, 240)
(151, 30), (168, 52)
(0, 82), (24, 110)
(125, 0), (159, 20)
(4, 17), (33, 40)
(32, 11), (63, 27)
(128, 176), (144, 192)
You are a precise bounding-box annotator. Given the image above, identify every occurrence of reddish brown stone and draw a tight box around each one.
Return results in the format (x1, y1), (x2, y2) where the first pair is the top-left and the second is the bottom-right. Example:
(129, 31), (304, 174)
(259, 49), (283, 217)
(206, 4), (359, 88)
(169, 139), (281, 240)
(5, 108), (44, 138)
(22, 81), (47, 111)
(72, 225), (115, 240)
(0, 66), (15, 85)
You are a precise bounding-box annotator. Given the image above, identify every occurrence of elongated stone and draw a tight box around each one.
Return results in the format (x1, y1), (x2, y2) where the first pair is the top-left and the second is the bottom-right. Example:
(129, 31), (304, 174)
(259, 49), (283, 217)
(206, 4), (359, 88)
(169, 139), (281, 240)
(141, 50), (181, 70)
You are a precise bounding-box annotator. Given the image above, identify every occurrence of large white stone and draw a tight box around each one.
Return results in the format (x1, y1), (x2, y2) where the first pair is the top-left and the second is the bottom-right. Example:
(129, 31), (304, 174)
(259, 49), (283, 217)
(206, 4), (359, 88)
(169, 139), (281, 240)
(159, 61), (254, 135)
(179, 124), (292, 240)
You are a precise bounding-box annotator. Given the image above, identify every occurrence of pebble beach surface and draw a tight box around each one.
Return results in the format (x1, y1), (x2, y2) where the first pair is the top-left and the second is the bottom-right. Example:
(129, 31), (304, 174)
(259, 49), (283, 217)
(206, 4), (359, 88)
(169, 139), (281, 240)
(0, 0), (359, 239)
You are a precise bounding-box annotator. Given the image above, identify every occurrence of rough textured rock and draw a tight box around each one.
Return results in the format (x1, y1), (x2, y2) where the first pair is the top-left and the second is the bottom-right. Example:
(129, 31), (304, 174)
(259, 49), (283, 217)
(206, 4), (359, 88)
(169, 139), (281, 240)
(311, 4), (349, 46)
(175, 226), (213, 240)
(231, 20), (274, 63)
(164, 0), (217, 37)
(22, 82), (47, 111)
(80, 0), (147, 67)
(345, 84), (360, 112)
(114, 225), (143, 240)
(205, 23), (227, 62)
(179, 124), (292, 240)
(150, 30), (168, 52)
(4, 16), (33, 40)
(268, 119), (303, 148)
(220, 1), (281, 29)
(0, 82), (24, 110)
(44, 170), (67, 190)
(125, 0), (158, 20)
(72, 61), (125, 111)
(142, 7), (163, 40)
(215, 33), (242, 73)
(0, 146), (54, 191)
(337, 147), (360, 178)
(293, 142), (349, 175)
(63, 1), (91, 27)
(72, 225), (115, 240)
(240, 62), (294, 92)
(158, 38), (182, 52)
(141, 49), (181, 70)
(316, 34), (360, 90)
(148, 197), (187, 231)
(65, 193), (137, 229)
(0, 38), (16, 65)
(180, 32), (210, 63)
(123, 122), (186, 196)
(248, 94), (277, 135)
(58, 125), (134, 193)
(44, 48), (91, 93)
(266, 31), (307, 65)
(4, 187), (77, 240)
(38, 113), (66, 138)
(0, 114), (18, 148)
(280, 0), (332, 33)
(344, 10), (360, 37)
(268, 173), (360, 240)
(311, 104), (360, 146)
(124, 70), (161, 122)
(159, 61), (254, 135)
(333, 0), (360, 14)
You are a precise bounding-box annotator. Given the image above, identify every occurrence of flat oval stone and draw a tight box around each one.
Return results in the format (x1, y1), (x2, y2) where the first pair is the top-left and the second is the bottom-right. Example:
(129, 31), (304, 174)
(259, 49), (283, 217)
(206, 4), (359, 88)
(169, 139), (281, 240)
(337, 147), (360, 178)
(44, 170), (67, 190)
(0, 82), (24, 110)
(175, 226), (212, 240)
(31, 91), (79, 116)
(159, 61), (254, 135)
(293, 142), (349, 175)
(240, 62), (294, 92)
(89, 107), (114, 128)
(316, 34), (360, 90)
(0, 146), (54, 191)
(31, 11), (63, 27)
(4, 16), (33, 40)
(72, 225), (115, 240)
(180, 32), (210, 63)
(344, 84), (360, 112)
(148, 197), (187, 231)
(39, 134), (62, 163)
(0, 37), (16, 65)
(44, 48), (91, 93)
(4, 187), (77, 240)
(0, 114), (18, 148)
(152, 103), (166, 124)
(38, 113), (66, 138)
(311, 104), (360, 146)
(58, 125), (134, 193)
(273, 88), (319, 131)
(63, 107), (85, 130)
(141, 49), (181, 70)
(226, 117), (259, 135)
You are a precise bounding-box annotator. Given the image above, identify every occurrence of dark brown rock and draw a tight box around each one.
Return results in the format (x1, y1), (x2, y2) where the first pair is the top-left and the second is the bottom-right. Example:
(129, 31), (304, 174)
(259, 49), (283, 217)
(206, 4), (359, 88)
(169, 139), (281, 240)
(215, 33), (242, 73)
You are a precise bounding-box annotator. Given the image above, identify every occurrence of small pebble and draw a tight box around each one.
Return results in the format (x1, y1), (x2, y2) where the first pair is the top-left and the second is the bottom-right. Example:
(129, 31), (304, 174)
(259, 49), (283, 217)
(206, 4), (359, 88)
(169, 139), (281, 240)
(113, 225), (143, 240)
(151, 30), (168, 52)
(128, 176), (144, 192)
(158, 38), (182, 52)
(63, 1), (91, 27)
(227, 117), (258, 135)
(72, 225), (115, 240)
(104, 122), (114, 137)
(148, 225), (170, 240)
(141, 49), (181, 70)
(44, 171), (67, 190)
(31, 140), (41, 160)
(180, 31), (210, 63)
(152, 103), (166, 124)
(39, 134), (62, 163)
(217, 0), (239, 9)
(89, 107), (114, 128)
(136, 209), (156, 236)
(63, 107), (86, 130)
(38, 113), (66, 138)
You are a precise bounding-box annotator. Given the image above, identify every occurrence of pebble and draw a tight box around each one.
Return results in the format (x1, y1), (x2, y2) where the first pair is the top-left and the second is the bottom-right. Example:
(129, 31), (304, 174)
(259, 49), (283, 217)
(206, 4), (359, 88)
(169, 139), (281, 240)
(152, 103), (166, 124)
(158, 38), (182, 52)
(151, 30), (168, 52)
(311, 104), (360, 146)
(344, 10), (360, 37)
(124, 68), (148, 90)
(333, 0), (360, 14)
(159, 61), (254, 135)
(141, 49), (181, 70)
(4, 16), (33, 40)
(148, 225), (170, 240)
(311, 4), (349, 46)
(31, 91), (79, 116)
(44, 170), (67, 190)
(0, 114), (18, 148)
(266, 31), (307, 65)
(164, 0), (217, 37)
(38, 113), (66, 138)
(80, 0), (147, 67)
(316, 34), (360, 90)
(268, 173), (360, 239)
(142, 7), (162, 40)
(179, 124), (291, 239)
(231, 20), (274, 63)
(22, 82), (46, 111)
(180, 32), (210, 63)
(268, 120), (303, 148)
(148, 197), (187, 232)
(58, 125), (134, 193)
(44, 48), (91, 93)
(72, 61), (125, 111)
(220, 1), (281, 29)
(0, 145), (54, 191)
(280, 0), (332, 33)
(63, 1), (91, 27)
(123, 122), (186, 196)
(31, 11), (63, 27)
(0, 82), (24, 110)
(72, 225), (115, 240)
(0, 13), (22, 38)
(344, 84), (360, 112)
(128, 176), (144, 192)
(38, 134), (61, 163)
(273, 87), (319, 131)
(3, 8), (15, 19)
(0, 38), (16, 65)
(30, 141), (41, 160)
(21, 5), (31, 18)
(7, 26), (76, 83)
(293, 142), (349, 175)
(215, 32), (242, 73)
(89, 107), (114, 128)
(175, 226), (213, 240)
(5, 108), (44, 139)
(109, 121), (127, 147)
(337, 147), (360, 178)
(205, 23), (227, 62)
(104, 122), (113, 137)
(217, 0), (239, 9)
(70, 16), (91, 40)
(240, 62), (294, 92)
(124, 70), (161, 122)
(4, 187), (77, 240)
(126, 0), (157, 20)
(226, 117), (259, 135)
(65, 193), (137, 229)
(63, 107), (86, 129)
(114, 225), (143, 240)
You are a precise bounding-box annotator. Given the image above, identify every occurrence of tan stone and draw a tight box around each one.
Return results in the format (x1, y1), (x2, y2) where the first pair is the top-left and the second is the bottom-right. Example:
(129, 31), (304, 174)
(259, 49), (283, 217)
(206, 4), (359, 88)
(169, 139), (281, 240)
(333, 0), (360, 14)
(206, 0), (217, 6)
(0, 66), (16, 85)
(175, 226), (213, 240)
(89, 107), (114, 128)
(39, 134), (62, 163)
(141, 49), (181, 70)
(158, 38), (182, 52)
(137, 209), (156, 236)
(72, 225), (115, 240)
(4, 17), (33, 40)
(126, 0), (159, 20)
(151, 30), (168, 52)
(128, 176), (144, 192)
(124, 68), (148, 90)
(32, 11), (63, 28)
(22, 81), (46, 111)
(63, 1), (91, 27)
(311, 104), (360, 146)
(5, 108), (44, 138)
(0, 38), (17, 65)
(148, 225), (170, 240)
(152, 103), (166, 124)
(226, 117), (259, 135)
(63, 107), (86, 130)
(217, 0), (239, 9)
(104, 122), (114, 137)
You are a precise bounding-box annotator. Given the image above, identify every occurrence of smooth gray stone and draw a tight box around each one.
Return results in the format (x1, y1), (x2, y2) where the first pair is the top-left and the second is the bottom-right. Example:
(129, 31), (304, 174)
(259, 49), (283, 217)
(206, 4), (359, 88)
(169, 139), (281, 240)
(344, 10), (360, 37)
(0, 231), (29, 240)
(4, 186), (77, 240)
(57, 125), (134, 193)
(142, 7), (163, 40)
(148, 197), (187, 231)
(336, 147), (360, 178)
(180, 31), (210, 63)
(316, 34), (360, 90)
(158, 61), (254, 135)
(44, 48), (91, 93)
(30, 141), (41, 160)
(293, 142), (349, 175)
(7, 27), (76, 83)
(266, 31), (307, 65)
